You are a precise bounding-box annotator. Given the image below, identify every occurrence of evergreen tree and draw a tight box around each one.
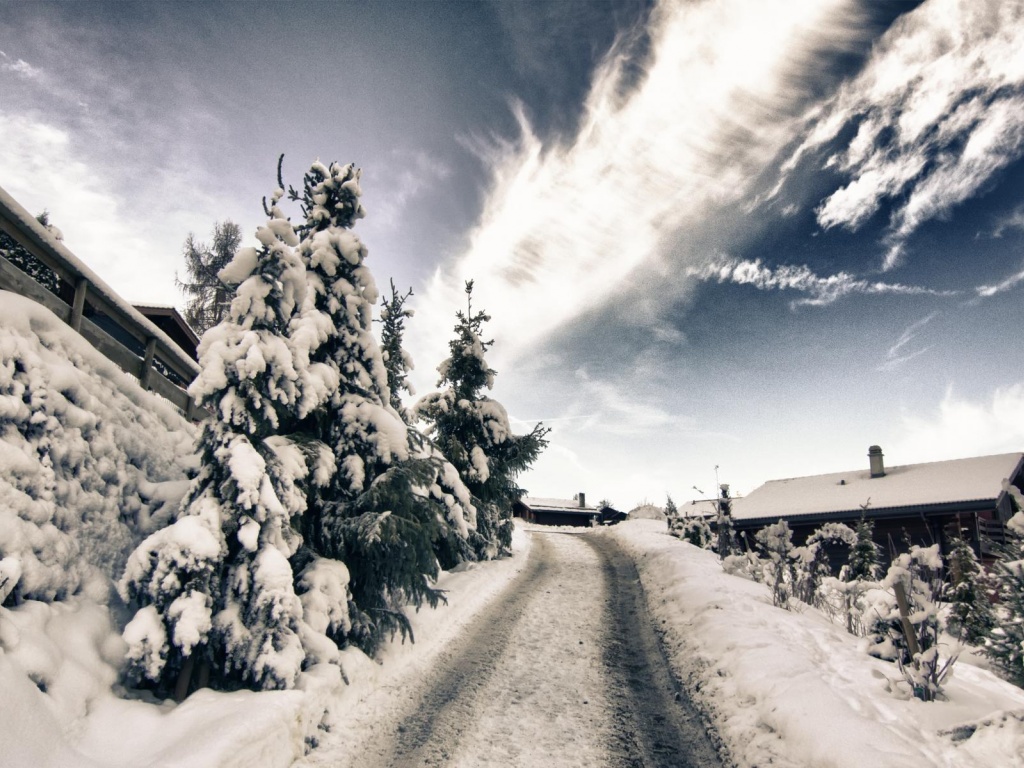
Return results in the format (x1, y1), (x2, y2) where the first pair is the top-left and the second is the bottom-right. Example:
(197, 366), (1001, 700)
(847, 514), (881, 581)
(946, 531), (996, 646)
(286, 160), (467, 653)
(665, 494), (679, 530)
(378, 280), (416, 418)
(984, 506), (1024, 687)
(176, 221), (242, 335)
(120, 191), (313, 694)
(416, 281), (549, 559)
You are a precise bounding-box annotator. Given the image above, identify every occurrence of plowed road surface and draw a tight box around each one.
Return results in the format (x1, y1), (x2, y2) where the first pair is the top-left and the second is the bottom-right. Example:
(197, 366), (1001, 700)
(307, 530), (722, 767)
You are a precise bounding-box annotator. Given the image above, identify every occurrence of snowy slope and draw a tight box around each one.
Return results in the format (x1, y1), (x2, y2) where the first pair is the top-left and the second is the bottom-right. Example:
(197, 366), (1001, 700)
(608, 520), (1024, 767)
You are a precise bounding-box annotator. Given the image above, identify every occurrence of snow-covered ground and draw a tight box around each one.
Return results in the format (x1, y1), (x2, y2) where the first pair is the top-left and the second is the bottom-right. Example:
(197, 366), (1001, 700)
(3, 291), (1024, 766)
(607, 520), (1024, 768)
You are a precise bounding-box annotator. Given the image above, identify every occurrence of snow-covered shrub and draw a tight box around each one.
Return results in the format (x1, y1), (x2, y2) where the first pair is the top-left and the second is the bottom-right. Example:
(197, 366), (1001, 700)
(874, 545), (958, 701)
(755, 520), (797, 609)
(984, 499), (1024, 687)
(416, 281), (547, 561)
(796, 523), (856, 609)
(672, 514), (714, 549)
(0, 292), (195, 607)
(722, 551), (764, 581)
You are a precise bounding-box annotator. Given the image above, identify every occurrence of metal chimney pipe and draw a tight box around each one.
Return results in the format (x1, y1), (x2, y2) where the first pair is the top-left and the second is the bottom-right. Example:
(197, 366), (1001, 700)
(579, 492), (586, 508)
(868, 445), (885, 478)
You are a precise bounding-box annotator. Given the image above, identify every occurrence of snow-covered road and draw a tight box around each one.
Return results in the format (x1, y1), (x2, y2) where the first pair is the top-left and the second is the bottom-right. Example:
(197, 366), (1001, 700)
(303, 529), (722, 767)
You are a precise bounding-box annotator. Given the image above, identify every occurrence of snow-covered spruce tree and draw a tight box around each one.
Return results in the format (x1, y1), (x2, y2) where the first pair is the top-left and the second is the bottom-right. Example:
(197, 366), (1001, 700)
(376, 280), (477, 570)
(983, 488), (1024, 686)
(120, 192), (311, 695)
(416, 281), (548, 560)
(286, 160), (470, 653)
(946, 531), (995, 646)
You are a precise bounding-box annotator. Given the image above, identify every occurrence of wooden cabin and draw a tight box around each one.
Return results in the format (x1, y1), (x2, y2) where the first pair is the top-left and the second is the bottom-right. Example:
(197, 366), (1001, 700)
(730, 447), (1024, 561)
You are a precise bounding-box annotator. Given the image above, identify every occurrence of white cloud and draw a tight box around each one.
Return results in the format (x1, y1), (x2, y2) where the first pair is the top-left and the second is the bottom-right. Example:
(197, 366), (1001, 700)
(975, 263), (1024, 299)
(411, 0), (881, 376)
(688, 257), (957, 308)
(891, 383), (1024, 462)
(787, 0), (1024, 270)
(877, 311), (938, 371)
(992, 205), (1024, 238)
(0, 112), (250, 307)
(0, 50), (42, 80)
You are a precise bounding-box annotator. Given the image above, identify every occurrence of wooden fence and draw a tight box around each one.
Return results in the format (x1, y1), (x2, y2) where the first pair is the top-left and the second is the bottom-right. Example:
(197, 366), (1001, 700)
(0, 183), (204, 421)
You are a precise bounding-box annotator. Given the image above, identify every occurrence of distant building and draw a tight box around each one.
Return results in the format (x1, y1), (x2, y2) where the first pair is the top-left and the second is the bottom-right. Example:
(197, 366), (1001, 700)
(731, 447), (1024, 560)
(132, 305), (201, 362)
(514, 493), (625, 527)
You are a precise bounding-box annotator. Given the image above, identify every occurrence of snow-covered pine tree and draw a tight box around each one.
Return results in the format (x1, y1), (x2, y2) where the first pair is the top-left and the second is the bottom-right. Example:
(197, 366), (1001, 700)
(378, 280), (416, 418)
(376, 280), (477, 570)
(946, 530), (995, 646)
(120, 191), (311, 695)
(176, 221), (242, 335)
(983, 489), (1024, 686)
(847, 514), (881, 581)
(286, 160), (463, 653)
(416, 281), (549, 560)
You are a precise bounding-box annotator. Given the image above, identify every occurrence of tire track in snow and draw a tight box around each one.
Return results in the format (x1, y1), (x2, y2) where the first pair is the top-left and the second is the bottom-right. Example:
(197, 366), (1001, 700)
(317, 529), (723, 767)
(582, 532), (723, 768)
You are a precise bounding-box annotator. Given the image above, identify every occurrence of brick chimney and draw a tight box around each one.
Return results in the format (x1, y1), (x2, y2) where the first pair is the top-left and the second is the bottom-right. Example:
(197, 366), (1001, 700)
(578, 492), (586, 508)
(868, 445), (885, 478)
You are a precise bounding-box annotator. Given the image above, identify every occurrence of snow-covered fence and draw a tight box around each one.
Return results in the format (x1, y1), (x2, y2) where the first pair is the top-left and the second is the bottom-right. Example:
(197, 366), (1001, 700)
(0, 183), (203, 420)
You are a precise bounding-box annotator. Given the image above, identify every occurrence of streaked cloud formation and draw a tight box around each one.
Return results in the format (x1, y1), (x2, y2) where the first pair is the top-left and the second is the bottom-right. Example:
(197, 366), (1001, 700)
(787, 0), (1024, 270)
(415, 0), (882, 369)
(877, 311), (938, 371)
(688, 258), (957, 309)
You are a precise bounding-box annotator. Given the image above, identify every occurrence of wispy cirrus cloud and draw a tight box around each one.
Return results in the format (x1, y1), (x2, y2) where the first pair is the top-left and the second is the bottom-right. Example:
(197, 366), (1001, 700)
(877, 311), (938, 371)
(411, 0), (887, 377)
(974, 262), (1024, 299)
(783, 0), (1024, 270)
(687, 257), (957, 308)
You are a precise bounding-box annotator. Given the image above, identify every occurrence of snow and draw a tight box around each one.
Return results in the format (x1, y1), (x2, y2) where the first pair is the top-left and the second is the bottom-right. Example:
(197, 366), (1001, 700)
(606, 520), (1024, 767)
(733, 452), (1024, 520)
(3, 285), (1024, 765)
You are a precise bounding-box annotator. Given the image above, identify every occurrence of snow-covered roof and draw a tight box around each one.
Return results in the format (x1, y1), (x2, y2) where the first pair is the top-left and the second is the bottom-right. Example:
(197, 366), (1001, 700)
(520, 496), (596, 513)
(732, 452), (1024, 522)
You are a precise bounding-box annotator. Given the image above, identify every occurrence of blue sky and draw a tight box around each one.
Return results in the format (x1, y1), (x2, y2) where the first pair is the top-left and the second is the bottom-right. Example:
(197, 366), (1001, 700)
(3, 0), (1024, 508)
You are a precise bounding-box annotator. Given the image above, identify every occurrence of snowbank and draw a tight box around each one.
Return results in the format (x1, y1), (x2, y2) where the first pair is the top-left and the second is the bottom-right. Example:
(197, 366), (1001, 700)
(607, 519), (1024, 768)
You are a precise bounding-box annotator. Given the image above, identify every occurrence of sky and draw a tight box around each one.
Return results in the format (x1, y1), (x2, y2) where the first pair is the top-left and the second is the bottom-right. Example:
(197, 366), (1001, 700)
(2, 0), (1024, 509)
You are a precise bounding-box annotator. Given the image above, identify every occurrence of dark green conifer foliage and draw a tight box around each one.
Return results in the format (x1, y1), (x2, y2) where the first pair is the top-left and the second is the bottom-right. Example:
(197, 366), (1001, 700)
(983, 519), (1024, 686)
(416, 281), (549, 559)
(848, 515), (881, 581)
(285, 160), (464, 654)
(946, 531), (995, 645)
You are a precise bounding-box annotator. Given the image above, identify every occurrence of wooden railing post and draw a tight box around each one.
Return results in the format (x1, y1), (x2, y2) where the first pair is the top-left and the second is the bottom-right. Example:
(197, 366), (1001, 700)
(70, 277), (88, 332)
(139, 337), (157, 391)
